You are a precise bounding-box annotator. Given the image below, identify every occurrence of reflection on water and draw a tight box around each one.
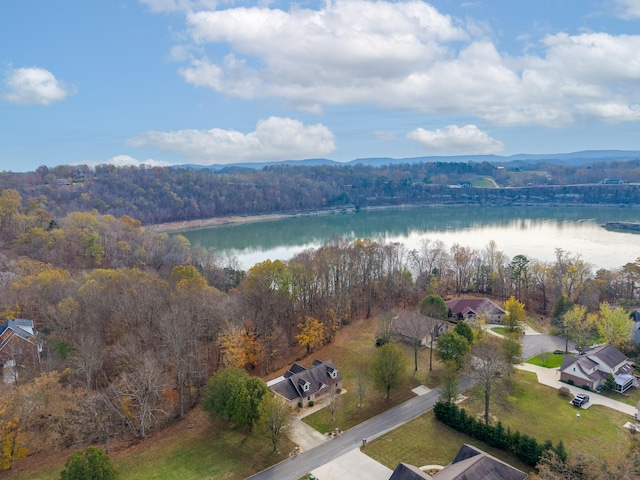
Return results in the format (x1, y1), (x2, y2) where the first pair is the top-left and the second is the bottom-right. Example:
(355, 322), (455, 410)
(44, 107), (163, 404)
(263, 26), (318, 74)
(178, 206), (640, 270)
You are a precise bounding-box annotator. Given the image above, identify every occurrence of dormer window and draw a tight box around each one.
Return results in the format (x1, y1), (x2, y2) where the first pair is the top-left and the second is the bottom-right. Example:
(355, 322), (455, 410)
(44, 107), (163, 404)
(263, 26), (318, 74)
(299, 379), (310, 392)
(327, 367), (338, 379)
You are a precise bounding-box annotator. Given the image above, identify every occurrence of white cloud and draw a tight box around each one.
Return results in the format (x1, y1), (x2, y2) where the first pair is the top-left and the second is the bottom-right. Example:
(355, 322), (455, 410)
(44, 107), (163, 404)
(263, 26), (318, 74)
(163, 1), (640, 127)
(407, 124), (504, 154)
(139, 0), (217, 13)
(613, 0), (640, 18)
(82, 155), (172, 168)
(126, 117), (336, 164)
(3, 67), (72, 106)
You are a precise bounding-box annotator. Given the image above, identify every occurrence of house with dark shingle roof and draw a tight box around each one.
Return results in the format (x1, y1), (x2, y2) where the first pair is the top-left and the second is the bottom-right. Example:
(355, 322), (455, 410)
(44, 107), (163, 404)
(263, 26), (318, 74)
(389, 444), (528, 480)
(388, 462), (431, 480)
(269, 359), (343, 408)
(560, 344), (635, 393)
(0, 318), (41, 382)
(446, 298), (507, 324)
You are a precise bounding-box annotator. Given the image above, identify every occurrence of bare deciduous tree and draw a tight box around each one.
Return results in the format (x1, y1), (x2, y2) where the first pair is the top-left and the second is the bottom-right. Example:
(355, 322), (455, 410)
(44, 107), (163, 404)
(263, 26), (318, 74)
(467, 337), (511, 425)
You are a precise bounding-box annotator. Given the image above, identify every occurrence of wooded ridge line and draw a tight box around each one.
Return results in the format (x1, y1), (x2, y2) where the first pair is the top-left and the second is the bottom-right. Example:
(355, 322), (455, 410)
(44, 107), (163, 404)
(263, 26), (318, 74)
(1, 159), (640, 226)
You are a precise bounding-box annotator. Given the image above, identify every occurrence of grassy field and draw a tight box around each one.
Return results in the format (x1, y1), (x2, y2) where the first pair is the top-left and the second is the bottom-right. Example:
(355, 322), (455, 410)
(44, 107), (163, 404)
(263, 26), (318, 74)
(472, 177), (498, 188)
(6, 408), (296, 480)
(526, 351), (565, 368)
(365, 370), (637, 473)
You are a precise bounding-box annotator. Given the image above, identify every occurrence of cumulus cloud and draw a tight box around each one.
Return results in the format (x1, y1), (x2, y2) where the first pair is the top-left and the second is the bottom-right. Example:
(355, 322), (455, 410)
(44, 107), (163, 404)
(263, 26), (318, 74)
(3, 67), (73, 105)
(407, 124), (504, 154)
(82, 155), (172, 168)
(162, 0), (640, 126)
(126, 117), (336, 164)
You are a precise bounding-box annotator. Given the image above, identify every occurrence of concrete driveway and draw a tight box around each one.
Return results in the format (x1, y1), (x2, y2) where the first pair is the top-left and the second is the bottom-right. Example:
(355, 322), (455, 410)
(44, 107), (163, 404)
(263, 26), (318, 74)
(486, 324), (575, 360)
(311, 449), (393, 480)
(517, 363), (637, 416)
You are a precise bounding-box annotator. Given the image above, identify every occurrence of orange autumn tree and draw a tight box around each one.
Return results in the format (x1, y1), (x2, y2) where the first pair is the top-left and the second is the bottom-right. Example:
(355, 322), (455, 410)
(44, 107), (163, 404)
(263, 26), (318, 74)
(220, 322), (263, 369)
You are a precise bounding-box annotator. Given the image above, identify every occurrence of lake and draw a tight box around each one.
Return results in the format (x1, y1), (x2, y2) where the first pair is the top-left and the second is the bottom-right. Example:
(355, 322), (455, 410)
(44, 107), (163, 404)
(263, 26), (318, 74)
(177, 206), (640, 271)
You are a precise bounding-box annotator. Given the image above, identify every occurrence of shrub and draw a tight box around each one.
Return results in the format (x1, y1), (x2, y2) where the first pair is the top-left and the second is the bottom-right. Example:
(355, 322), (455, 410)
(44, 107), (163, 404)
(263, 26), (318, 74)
(567, 379), (574, 385)
(60, 447), (118, 480)
(308, 401), (315, 407)
(582, 385), (590, 391)
(558, 386), (572, 398)
(298, 402), (303, 408)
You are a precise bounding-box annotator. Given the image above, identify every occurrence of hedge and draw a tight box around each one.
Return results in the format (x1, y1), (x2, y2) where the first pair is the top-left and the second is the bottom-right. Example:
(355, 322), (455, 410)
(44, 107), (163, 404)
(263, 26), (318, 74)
(433, 401), (567, 466)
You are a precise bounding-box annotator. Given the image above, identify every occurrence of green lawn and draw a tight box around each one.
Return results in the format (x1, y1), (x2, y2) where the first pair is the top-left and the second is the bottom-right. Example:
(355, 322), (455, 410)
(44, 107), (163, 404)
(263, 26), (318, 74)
(365, 410), (531, 474)
(366, 370), (636, 472)
(526, 352), (565, 368)
(472, 178), (498, 188)
(303, 316), (445, 433)
(491, 327), (509, 336)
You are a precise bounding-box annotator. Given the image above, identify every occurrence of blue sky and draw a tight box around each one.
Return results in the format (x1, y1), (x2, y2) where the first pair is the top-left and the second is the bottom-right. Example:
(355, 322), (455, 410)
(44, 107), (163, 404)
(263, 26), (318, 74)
(2, 0), (640, 172)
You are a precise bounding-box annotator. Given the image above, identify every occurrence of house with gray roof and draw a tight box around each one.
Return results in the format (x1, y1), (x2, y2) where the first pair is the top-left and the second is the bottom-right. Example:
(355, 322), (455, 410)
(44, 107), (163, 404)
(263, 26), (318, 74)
(0, 318), (41, 382)
(389, 444), (527, 480)
(269, 359), (343, 408)
(560, 344), (635, 393)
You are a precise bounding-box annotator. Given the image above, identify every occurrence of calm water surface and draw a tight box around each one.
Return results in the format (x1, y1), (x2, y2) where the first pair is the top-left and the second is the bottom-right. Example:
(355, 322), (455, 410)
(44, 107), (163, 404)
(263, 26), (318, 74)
(178, 206), (640, 271)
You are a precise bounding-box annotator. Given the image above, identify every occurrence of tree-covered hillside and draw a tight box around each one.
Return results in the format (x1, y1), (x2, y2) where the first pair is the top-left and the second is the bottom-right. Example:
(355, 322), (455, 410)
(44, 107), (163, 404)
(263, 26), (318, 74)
(1, 159), (640, 225)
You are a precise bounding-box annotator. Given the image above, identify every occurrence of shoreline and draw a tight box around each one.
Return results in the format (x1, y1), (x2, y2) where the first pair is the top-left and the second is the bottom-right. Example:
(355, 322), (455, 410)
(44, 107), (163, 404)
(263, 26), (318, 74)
(145, 205), (409, 233)
(146, 203), (638, 233)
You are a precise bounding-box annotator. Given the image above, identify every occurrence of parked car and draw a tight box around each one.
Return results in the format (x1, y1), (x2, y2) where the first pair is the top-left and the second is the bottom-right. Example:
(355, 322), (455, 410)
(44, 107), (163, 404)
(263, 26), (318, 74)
(572, 394), (590, 407)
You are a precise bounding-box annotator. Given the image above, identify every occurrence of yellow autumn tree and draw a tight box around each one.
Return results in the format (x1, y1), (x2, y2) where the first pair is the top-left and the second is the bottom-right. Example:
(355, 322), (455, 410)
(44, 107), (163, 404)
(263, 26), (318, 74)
(220, 331), (247, 369)
(296, 316), (324, 354)
(504, 296), (526, 333)
(0, 418), (29, 470)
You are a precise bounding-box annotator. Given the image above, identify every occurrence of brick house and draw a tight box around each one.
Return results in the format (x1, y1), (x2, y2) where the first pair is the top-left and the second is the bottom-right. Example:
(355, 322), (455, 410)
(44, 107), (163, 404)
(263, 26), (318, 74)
(0, 319), (41, 382)
(560, 344), (635, 393)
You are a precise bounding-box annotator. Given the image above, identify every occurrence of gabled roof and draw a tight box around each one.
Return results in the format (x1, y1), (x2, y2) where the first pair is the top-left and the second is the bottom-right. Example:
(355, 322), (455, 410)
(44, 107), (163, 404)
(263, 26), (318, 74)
(446, 299), (506, 316)
(284, 363), (306, 378)
(270, 359), (342, 401)
(584, 344), (627, 369)
(432, 444), (527, 480)
(560, 344), (630, 387)
(0, 319), (35, 342)
(389, 463), (430, 480)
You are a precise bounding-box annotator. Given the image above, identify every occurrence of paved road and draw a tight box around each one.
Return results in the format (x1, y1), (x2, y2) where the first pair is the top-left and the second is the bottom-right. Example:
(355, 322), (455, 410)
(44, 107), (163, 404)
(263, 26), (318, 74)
(521, 332), (574, 360)
(249, 378), (474, 480)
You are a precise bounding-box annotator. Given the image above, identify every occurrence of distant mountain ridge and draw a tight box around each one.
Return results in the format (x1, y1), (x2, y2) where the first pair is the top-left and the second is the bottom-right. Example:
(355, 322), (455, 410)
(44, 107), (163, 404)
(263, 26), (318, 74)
(183, 150), (640, 172)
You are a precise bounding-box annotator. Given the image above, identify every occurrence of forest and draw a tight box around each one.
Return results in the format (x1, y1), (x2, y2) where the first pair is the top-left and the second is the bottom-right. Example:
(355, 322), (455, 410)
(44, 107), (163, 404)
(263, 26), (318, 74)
(1, 159), (640, 225)
(1, 158), (640, 471)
